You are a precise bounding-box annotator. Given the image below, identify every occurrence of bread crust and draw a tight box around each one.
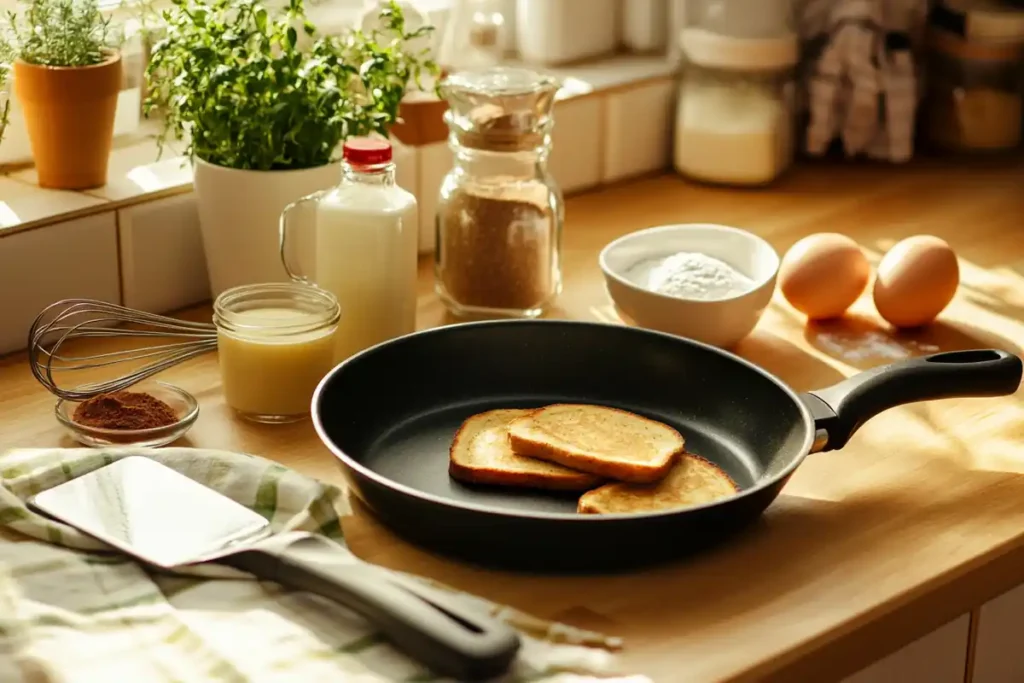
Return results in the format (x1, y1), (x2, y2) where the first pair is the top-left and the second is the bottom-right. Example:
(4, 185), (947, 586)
(448, 459), (599, 490)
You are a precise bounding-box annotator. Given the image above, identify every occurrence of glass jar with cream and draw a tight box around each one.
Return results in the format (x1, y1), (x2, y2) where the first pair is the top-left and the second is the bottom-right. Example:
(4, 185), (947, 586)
(213, 283), (339, 424)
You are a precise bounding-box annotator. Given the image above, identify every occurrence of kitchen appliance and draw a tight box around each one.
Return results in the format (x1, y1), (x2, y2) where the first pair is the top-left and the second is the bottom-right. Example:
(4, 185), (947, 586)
(312, 320), (1022, 571)
(27, 456), (520, 680)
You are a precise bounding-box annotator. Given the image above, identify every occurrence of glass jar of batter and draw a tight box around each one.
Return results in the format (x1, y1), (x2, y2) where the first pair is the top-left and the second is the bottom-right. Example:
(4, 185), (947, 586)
(213, 282), (339, 424)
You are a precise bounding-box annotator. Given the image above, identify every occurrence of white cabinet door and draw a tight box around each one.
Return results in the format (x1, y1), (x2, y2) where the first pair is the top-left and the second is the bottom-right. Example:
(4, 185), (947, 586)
(602, 79), (676, 183)
(550, 95), (603, 195)
(0, 213), (120, 355)
(119, 193), (209, 315)
(842, 614), (970, 683)
(972, 583), (1024, 683)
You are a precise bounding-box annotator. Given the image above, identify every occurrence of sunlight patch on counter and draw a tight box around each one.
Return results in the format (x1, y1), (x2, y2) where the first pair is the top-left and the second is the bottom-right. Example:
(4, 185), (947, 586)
(0, 201), (21, 228)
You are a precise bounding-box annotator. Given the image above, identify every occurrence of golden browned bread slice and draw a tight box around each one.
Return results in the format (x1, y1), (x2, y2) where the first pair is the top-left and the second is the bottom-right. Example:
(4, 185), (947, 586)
(449, 409), (602, 491)
(506, 404), (684, 484)
(577, 453), (738, 514)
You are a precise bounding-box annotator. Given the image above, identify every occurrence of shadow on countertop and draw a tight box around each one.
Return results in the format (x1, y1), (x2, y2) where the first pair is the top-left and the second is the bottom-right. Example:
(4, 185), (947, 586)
(804, 313), (1021, 372)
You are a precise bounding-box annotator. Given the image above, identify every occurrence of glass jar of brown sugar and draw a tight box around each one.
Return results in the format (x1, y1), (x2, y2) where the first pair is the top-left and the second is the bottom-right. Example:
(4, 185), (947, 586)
(435, 67), (564, 319)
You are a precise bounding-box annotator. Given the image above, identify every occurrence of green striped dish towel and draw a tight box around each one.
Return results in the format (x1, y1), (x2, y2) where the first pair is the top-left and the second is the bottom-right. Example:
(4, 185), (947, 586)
(0, 447), (648, 683)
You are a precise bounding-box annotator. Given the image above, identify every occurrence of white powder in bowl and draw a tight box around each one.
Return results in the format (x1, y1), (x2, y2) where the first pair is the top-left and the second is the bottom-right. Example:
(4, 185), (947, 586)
(631, 251), (755, 301)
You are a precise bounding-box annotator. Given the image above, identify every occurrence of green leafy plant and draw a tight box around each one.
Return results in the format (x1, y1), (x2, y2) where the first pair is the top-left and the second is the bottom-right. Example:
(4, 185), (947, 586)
(0, 38), (13, 138)
(4, 0), (120, 67)
(144, 0), (438, 171)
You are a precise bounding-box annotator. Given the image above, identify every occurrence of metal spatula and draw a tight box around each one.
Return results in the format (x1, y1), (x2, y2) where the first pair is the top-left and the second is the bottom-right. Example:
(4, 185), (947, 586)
(27, 455), (520, 681)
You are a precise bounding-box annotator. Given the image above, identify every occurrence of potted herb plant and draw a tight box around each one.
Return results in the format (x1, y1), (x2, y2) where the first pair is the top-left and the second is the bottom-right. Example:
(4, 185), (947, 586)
(145, 0), (436, 297)
(0, 39), (13, 144)
(5, 0), (123, 189)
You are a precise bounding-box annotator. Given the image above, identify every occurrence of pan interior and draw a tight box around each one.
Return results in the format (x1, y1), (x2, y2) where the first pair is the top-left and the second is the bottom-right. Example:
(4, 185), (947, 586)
(316, 322), (810, 516)
(362, 397), (763, 514)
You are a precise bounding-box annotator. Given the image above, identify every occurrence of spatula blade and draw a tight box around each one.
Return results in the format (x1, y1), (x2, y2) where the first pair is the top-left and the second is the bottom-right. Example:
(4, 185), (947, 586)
(28, 455), (270, 568)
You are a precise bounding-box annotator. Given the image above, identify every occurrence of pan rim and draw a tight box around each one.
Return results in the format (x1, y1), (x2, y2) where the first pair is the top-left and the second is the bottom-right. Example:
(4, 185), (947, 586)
(311, 320), (817, 523)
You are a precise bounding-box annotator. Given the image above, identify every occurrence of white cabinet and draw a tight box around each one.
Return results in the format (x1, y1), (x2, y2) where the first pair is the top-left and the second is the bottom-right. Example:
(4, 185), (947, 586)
(118, 193), (210, 315)
(842, 614), (970, 683)
(0, 213), (120, 354)
(550, 95), (603, 194)
(602, 79), (676, 183)
(972, 583), (1024, 683)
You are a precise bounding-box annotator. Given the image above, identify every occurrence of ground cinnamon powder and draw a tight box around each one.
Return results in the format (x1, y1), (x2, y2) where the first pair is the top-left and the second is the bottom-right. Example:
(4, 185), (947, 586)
(73, 391), (179, 430)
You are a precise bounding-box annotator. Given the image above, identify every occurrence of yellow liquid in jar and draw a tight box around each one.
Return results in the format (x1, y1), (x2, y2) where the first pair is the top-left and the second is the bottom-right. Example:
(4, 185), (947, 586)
(217, 307), (337, 421)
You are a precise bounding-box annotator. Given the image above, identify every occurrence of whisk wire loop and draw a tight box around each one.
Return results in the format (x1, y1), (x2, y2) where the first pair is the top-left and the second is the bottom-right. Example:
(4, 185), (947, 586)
(28, 299), (219, 402)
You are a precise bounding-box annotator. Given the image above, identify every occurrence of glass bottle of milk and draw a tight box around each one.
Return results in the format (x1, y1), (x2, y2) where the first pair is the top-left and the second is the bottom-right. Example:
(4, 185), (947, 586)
(280, 137), (419, 363)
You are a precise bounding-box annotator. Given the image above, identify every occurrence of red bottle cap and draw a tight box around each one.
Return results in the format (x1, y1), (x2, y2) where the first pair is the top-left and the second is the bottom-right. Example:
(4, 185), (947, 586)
(343, 137), (393, 165)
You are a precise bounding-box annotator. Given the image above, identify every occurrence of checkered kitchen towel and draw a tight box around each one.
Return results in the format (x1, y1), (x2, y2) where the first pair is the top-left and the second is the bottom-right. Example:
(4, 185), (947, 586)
(798, 0), (928, 163)
(0, 447), (646, 683)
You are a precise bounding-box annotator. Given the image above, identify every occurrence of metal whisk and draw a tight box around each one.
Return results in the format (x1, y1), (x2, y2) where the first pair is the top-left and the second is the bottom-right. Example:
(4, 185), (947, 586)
(28, 299), (219, 402)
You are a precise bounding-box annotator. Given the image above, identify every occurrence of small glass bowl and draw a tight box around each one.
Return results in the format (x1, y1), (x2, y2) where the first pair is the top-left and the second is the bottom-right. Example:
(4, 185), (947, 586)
(55, 382), (199, 448)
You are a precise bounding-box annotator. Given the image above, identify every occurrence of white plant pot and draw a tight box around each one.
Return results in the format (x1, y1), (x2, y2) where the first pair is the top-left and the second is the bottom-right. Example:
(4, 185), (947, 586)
(192, 158), (341, 298)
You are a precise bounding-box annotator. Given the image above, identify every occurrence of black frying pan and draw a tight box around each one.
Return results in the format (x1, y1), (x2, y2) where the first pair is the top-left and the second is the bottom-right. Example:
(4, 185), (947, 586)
(312, 321), (1022, 572)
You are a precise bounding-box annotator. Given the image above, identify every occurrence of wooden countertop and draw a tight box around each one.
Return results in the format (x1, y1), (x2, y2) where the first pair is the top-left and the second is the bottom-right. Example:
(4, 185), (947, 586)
(5, 159), (1024, 682)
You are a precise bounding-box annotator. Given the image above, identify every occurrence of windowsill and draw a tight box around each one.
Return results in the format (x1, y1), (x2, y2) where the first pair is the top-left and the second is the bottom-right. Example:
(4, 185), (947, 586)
(0, 124), (192, 236)
(0, 53), (676, 238)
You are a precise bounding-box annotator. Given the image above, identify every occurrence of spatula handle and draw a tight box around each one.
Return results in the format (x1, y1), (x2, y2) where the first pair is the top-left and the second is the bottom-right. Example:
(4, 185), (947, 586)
(226, 533), (520, 681)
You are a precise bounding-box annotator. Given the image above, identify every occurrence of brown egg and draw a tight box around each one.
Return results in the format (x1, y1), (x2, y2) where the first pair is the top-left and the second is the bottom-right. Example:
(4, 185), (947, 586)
(778, 233), (871, 320)
(873, 235), (959, 328)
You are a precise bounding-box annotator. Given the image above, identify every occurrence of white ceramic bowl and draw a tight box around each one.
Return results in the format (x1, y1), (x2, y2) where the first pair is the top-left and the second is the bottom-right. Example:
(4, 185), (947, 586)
(599, 223), (780, 348)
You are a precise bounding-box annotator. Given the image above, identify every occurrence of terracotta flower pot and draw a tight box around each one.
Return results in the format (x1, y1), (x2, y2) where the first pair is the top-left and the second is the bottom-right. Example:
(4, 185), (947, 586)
(14, 52), (122, 190)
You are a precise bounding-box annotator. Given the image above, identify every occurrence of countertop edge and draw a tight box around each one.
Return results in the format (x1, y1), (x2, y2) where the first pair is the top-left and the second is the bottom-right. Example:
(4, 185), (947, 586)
(747, 528), (1024, 682)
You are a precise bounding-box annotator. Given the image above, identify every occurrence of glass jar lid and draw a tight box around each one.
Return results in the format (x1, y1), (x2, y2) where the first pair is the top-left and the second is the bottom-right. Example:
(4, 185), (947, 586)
(682, 0), (798, 71)
(439, 67), (560, 152)
(213, 283), (340, 339)
(938, 0), (1024, 43)
(688, 0), (796, 40)
(680, 29), (799, 71)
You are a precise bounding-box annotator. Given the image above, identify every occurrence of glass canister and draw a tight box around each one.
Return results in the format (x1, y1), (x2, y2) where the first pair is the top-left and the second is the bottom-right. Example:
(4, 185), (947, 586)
(435, 67), (564, 319)
(674, 0), (799, 186)
(687, 0), (796, 39)
(213, 282), (339, 424)
(925, 24), (1024, 153)
(437, 0), (508, 72)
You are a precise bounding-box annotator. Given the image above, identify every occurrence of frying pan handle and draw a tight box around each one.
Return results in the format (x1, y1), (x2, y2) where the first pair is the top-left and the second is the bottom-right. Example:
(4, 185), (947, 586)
(802, 349), (1022, 452)
(227, 532), (520, 681)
